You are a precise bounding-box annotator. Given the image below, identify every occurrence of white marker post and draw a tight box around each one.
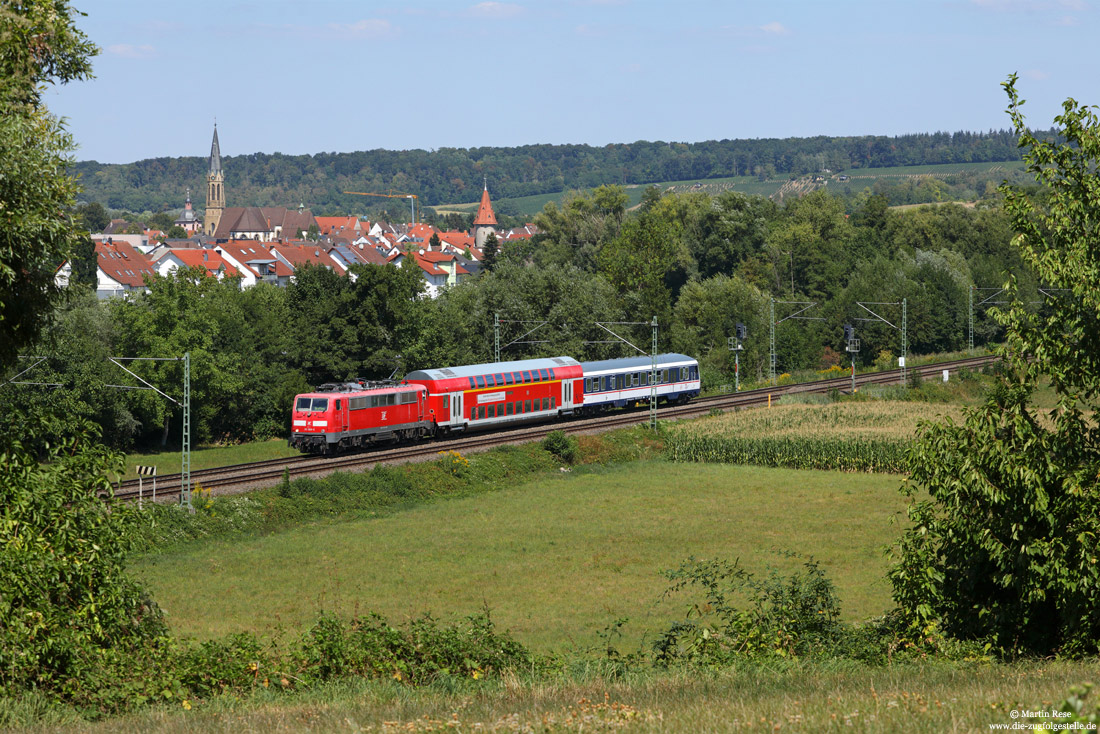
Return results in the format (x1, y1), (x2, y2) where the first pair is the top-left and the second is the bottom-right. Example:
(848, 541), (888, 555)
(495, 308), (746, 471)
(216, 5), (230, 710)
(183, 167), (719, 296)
(136, 465), (157, 508)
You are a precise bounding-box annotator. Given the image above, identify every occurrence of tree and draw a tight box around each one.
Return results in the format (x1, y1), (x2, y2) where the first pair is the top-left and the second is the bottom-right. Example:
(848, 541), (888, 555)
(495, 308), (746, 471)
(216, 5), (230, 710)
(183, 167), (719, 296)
(597, 210), (677, 326)
(481, 231), (499, 272)
(0, 0), (97, 373)
(75, 201), (109, 232)
(890, 77), (1100, 656)
(0, 1), (168, 705)
(429, 231), (441, 250)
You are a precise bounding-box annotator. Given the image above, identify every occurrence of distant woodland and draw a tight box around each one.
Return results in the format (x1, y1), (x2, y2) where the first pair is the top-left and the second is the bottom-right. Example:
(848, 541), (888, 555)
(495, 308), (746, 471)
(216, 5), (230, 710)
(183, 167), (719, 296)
(73, 129), (1036, 217)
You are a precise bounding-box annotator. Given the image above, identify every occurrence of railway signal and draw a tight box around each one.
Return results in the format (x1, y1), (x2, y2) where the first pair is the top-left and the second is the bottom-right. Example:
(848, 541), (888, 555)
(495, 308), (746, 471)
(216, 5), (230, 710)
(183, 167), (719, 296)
(728, 322), (746, 392)
(844, 324), (859, 392)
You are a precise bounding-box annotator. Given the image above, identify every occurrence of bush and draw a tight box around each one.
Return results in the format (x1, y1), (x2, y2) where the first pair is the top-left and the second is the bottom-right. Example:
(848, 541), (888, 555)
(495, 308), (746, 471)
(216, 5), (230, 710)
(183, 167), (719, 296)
(0, 411), (168, 706)
(542, 430), (579, 465)
(653, 555), (846, 664)
(295, 612), (534, 686)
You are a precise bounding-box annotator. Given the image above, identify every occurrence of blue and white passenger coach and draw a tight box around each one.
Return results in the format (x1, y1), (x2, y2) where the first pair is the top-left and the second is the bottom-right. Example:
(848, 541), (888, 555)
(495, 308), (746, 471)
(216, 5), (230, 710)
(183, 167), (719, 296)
(579, 353), (700, 413)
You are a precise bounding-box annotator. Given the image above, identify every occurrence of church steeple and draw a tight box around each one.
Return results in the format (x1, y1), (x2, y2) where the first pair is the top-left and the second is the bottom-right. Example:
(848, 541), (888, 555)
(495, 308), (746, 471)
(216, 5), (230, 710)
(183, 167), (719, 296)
(205, 123), (225, 237)
(209, 124), (222, 176)
(473, 180), (498, 248)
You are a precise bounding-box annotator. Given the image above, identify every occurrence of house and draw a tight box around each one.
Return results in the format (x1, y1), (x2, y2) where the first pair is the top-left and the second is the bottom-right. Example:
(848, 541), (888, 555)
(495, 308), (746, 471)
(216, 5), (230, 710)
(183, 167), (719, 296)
(411, 250), (470, 298)
(501, 223), (539, 242)
(437, 230), (475, 254)
(93, 232), (151, 253)
(269, 243), (346, 279)
(154, 248), (239, 280)
(215, 240), (292, 287)
(315, 215), (362, 239)
(406, 223), (440, 242)
(55, 261), (71, 288)
(94, 238), (157, 298)
(328, 243), (391, 269)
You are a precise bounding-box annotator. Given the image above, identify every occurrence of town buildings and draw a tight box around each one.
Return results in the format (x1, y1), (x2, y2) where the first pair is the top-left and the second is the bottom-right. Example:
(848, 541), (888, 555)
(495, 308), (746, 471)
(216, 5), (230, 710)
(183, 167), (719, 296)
(81, 125), (537, 299)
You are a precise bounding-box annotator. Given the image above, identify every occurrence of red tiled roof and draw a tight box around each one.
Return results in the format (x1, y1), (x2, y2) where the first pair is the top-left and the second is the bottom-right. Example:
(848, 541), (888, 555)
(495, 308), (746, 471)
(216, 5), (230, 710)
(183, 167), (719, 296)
(170, 249), (239, 277)
(96, 239), (156, 288)
(473, 186), (497, 226)
(407, 223), (439, 240)
(437, 231), (475, 250)
(269, 243), (347, 275)
(216, 240), (278, 279)
(315, 216), (360, 236)
(415, 251), (470, 276)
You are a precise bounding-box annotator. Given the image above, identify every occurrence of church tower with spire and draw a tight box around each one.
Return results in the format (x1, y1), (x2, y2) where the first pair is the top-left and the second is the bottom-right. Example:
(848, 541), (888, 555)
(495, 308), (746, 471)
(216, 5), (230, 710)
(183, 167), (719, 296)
(205, 124), (225, 236)
(472, 179), (498, 248)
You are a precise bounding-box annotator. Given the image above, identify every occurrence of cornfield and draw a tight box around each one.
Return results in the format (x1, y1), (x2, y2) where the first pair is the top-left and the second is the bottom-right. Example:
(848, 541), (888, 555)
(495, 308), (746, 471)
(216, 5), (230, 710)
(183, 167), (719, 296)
(667, 402), (964, 473)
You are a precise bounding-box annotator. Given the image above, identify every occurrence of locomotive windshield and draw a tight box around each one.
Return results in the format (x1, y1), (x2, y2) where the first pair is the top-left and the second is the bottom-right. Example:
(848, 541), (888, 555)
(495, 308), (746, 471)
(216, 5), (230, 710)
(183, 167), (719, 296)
(295, 397), (329, 412)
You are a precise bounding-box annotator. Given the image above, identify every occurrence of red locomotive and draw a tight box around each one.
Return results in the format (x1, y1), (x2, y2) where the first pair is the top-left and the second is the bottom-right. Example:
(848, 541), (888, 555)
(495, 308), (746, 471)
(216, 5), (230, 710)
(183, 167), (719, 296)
(289, 381), (432, 454)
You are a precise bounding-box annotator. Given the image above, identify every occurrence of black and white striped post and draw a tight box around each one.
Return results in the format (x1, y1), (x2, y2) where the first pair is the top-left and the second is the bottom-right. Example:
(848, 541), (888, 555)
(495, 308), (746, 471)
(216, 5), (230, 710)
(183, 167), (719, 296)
(135, 465), (157, 507)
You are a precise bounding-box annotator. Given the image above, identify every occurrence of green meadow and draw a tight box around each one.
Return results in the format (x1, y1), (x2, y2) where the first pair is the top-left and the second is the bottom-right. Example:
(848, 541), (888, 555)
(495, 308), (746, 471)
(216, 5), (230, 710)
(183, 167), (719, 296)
(131, 461), (906, 650)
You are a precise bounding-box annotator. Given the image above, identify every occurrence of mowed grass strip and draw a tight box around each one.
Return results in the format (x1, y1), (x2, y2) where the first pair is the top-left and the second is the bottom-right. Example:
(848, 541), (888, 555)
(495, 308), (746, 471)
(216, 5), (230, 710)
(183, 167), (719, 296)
(131, 461), (907, 652)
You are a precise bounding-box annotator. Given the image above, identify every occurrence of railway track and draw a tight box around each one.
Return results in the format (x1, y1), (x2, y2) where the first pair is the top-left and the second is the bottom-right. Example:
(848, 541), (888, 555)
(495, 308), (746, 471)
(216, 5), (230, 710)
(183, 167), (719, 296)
(112, 354), (997, 503)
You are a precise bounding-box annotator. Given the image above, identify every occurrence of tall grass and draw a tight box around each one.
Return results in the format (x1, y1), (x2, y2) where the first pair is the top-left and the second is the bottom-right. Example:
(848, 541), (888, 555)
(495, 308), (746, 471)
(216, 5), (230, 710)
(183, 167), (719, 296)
(27, 660), (1099, 734)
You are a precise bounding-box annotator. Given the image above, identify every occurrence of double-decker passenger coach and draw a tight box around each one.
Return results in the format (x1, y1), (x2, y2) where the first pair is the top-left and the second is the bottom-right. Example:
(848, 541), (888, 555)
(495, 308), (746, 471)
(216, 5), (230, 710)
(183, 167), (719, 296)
(405, 356), (583, 434)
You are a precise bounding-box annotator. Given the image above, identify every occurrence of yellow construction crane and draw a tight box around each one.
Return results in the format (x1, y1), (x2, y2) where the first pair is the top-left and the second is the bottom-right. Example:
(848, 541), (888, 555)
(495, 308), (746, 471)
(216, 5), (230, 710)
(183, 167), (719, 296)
(344, 191), (419, 223)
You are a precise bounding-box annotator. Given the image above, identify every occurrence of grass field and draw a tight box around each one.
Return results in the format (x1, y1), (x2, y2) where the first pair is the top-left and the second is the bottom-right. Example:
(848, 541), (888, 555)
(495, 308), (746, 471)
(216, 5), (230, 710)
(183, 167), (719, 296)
(130, 461), (907, 651)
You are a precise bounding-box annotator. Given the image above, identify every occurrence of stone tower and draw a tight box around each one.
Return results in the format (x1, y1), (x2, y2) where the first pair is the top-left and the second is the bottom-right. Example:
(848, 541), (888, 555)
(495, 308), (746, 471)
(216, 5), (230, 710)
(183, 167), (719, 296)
(472, 179), (498, 248)
(205, 124), (225, 236)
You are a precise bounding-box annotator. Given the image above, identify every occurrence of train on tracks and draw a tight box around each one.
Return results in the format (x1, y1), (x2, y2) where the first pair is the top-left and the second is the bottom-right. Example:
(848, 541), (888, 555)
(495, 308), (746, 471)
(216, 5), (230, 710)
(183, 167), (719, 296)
(289, 353), (700, 454)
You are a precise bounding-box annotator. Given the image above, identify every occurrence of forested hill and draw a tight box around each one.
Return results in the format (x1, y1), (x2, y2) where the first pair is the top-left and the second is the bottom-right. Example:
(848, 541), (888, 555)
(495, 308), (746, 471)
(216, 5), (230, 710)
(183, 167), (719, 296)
(73, 129), (1030, 215)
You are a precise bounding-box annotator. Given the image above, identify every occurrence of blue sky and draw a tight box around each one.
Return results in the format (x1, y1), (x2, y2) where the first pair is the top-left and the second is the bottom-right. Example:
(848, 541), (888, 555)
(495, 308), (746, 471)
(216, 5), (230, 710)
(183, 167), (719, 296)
(48, 0), (1099, 164)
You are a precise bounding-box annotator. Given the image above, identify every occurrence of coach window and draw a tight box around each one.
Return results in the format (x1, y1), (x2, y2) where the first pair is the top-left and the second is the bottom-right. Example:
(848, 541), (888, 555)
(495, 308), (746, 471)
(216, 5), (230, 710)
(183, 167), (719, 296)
(495, 374), (504, 385)
(641, 372), (649, 386)
(524, 400), (531, 413)
(542, 397), (549, 410)
(443, 396), (449, 410)
(539, 369), (549, 381)
(506, 402), (513, 416)
(470, 407), (476, 420)
(551, 397), (556, 409)
(522, 371), (531, 383)
(548, 368), (555, 380)
(504, 373), (514, 386)
(476, 376), (486, 389)
(469, 378), (476, 389)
